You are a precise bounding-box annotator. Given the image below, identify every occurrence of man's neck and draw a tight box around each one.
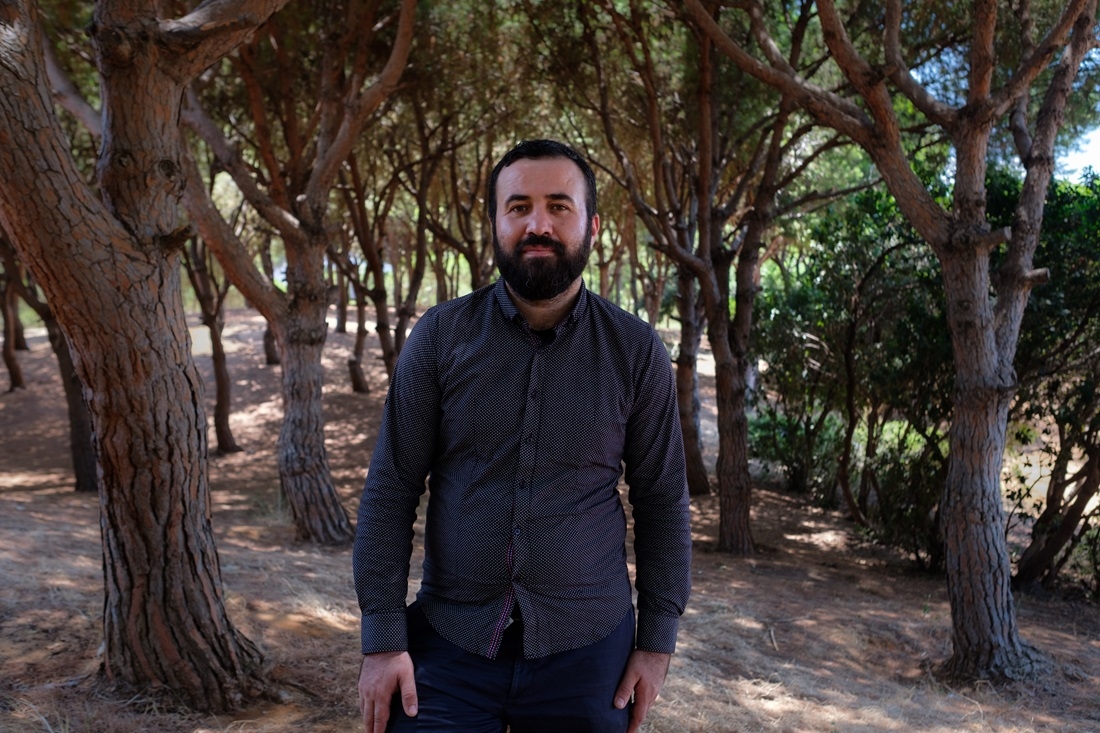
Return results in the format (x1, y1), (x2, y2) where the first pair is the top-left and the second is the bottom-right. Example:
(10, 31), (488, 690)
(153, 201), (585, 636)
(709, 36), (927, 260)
(505, 278), (582, 331)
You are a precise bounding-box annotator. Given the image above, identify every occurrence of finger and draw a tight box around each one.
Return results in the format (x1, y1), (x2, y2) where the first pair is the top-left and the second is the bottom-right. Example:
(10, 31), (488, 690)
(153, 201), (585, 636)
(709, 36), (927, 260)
(372, 698), (390, 733)
(613, 670), (637, 710)
(627, 694), (653, 733)
(398, 662), (419, 717)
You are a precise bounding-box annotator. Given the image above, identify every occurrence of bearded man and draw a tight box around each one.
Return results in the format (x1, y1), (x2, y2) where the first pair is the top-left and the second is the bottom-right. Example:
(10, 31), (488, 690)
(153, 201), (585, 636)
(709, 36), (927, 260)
(353, 139), (691, 733)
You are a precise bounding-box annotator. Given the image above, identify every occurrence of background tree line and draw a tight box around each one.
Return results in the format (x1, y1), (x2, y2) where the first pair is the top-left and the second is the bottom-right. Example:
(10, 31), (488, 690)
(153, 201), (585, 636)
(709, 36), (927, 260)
(0, 0), (1097, 713)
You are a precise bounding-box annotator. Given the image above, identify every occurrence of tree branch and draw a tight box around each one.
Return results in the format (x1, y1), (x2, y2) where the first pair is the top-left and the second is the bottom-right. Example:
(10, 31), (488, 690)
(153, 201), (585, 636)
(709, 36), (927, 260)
(883, 0), (956, 128)
(159, 0), (291, 80)
(181, 94), (305, 247)
(303, 0), (416, 219)
(42, 34), (102, 138)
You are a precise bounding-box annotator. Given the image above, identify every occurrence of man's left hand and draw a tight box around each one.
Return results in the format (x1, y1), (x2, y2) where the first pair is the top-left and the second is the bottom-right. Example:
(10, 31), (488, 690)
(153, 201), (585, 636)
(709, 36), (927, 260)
(613, 649), (671, 733)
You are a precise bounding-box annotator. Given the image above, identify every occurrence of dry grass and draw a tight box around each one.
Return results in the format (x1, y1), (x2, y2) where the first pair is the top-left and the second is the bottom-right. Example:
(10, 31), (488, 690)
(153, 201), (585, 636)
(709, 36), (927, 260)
(2, 310), (1099, 733)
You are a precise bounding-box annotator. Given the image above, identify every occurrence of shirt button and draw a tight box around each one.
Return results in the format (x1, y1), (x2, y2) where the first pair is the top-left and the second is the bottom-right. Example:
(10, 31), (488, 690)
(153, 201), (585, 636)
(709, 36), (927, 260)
(529, 389), (539, 400)
(513, 526), (521, 536)
(524, 434), (534, 444)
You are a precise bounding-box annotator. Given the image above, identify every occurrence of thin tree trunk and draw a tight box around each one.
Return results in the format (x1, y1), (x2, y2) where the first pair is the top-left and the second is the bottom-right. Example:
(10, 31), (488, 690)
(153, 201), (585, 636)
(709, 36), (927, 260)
(1, 282), (24, 391)
(335, 266), (348, 333)
(1, 238), (97, 491)
(47, 318), (98, 492)
(348, 287), (371, 394)
(209, 311), (242, 455)
(261, 325), (279, 365)
(674, 271), (711, 496)
(713, 313), (753, 553)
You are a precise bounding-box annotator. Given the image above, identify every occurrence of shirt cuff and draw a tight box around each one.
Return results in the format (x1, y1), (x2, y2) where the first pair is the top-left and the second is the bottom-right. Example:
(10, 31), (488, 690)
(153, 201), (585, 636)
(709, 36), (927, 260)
(635, 609), (680, 654)
(360, 610), (409, 654)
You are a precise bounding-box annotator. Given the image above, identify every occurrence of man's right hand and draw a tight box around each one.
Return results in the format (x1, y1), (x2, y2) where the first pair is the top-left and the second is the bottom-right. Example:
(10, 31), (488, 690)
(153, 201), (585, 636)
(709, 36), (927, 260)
(358, 651), (417, 733)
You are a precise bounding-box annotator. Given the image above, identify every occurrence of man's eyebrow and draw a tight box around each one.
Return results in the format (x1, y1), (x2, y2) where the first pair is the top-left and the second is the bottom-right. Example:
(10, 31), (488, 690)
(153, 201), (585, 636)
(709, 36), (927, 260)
(503, 192), (576, 206)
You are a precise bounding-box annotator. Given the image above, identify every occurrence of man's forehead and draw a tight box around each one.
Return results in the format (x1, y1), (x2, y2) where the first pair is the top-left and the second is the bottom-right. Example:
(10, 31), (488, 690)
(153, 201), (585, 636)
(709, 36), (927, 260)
(497, 157), (584, 196)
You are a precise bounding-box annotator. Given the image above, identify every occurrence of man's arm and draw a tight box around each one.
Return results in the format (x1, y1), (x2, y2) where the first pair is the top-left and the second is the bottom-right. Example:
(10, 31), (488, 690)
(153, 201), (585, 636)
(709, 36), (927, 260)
(623, 330), (692, 652)
(617, 329), (692, 729)
(352, 312), (441, 730)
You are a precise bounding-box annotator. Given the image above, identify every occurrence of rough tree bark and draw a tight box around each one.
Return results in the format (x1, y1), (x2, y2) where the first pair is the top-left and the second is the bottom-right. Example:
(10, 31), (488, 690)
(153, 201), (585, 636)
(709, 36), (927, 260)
(0, 0), (292, 710)
(686, 0), (1099, 680)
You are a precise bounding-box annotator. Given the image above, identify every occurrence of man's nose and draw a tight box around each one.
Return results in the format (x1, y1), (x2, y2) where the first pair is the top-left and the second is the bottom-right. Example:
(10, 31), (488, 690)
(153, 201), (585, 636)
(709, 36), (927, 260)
(525, 207), (553, 236)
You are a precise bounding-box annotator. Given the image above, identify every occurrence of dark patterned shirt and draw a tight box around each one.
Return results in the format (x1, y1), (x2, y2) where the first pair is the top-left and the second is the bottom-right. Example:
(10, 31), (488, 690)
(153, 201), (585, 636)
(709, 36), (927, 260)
(353, 279), (691, 659)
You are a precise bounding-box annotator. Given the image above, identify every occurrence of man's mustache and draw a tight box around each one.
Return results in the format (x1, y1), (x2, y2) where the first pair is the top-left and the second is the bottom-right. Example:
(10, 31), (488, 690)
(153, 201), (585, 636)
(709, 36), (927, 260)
(517, 235), (565, 256)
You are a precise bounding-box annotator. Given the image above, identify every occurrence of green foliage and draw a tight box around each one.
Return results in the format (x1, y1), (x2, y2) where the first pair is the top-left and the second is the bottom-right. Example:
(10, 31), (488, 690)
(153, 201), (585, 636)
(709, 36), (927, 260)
(866, 422), (947, 571)
(1072, 525), (1100, 599)
(748, 400), (844, 503)
(988, 168), (1100, 586)
(754, 186), (953, 563)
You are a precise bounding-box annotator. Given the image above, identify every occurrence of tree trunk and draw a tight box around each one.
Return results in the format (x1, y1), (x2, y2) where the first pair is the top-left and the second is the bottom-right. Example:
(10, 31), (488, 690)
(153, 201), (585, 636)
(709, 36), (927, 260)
(348, 292), (371, 394)
(209, 311), (243, 455)
(96, 271), (266, 708)
(716, 229), (768, 554)
(0, 1), (284, 709)
(334, 266), (348, 333)
(674, 272), (711, 496)
(712, 312), (753, 554)
(274, 239), (354, 544)
(939, 251), (1044, 681)
(1, 281), (24, 391)
(263, 324), (281, 365)
(46, 318), (98, 492)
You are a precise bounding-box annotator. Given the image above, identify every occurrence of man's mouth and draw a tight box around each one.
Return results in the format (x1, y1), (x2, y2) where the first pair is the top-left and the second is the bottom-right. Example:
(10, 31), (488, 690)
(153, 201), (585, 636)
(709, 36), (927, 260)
(518, 237), (564, 258)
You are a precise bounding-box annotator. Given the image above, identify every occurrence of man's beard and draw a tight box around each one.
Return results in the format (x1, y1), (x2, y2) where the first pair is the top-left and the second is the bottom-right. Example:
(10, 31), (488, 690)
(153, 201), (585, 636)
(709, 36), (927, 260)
(494, 231), (592, 301)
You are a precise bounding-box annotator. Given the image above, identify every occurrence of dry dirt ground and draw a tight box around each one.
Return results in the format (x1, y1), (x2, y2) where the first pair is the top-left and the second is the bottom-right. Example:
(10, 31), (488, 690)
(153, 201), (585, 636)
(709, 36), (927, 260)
(2, 310), (1100, 733)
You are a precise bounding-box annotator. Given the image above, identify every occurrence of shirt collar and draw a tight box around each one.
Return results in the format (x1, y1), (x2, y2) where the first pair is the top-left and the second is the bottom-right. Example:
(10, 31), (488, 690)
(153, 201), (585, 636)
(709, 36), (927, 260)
(493, 277), (587, 336)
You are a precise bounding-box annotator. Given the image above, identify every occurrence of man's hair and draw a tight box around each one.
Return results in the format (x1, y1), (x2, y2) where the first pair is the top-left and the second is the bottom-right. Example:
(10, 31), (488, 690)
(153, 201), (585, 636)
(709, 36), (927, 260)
(486, 139), (598, 223)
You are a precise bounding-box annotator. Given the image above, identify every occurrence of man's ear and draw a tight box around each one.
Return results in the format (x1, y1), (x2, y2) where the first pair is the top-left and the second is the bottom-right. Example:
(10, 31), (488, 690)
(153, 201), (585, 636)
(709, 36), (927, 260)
(590, 213), (600, 240)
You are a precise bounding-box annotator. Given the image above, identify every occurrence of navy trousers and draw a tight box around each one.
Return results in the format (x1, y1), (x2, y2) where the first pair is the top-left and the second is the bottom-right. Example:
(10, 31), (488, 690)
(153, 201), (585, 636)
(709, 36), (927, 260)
(387, 602), (634, 732)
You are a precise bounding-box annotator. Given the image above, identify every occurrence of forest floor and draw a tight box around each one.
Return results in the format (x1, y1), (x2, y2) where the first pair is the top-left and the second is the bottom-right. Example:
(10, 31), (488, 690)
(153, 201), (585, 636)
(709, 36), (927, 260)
(2, 309), (1100, 733)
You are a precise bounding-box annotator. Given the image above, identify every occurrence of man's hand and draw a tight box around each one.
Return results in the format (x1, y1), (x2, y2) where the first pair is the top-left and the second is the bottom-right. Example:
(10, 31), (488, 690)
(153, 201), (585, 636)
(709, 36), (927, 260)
(358, 651), (417, 733)
(613, 649), (671, 733)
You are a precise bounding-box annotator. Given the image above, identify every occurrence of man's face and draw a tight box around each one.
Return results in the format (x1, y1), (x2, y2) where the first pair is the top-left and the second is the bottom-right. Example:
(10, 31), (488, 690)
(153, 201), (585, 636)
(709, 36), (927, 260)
(492, 156), (599, 301)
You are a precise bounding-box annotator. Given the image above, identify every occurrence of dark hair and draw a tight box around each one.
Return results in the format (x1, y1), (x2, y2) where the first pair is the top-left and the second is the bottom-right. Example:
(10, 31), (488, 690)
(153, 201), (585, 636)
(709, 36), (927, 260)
(486, 139), (598, 223)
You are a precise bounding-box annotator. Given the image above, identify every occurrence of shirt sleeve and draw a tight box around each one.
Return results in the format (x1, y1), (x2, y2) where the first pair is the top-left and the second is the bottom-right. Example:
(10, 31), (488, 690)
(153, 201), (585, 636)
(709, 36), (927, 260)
(623, 329), (692, 654)
(352, 311), (441, 654)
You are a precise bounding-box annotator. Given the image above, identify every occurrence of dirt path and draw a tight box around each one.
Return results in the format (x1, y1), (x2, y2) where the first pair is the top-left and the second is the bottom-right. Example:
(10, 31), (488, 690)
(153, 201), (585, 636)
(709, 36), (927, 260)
(2, 310), (1099, 732)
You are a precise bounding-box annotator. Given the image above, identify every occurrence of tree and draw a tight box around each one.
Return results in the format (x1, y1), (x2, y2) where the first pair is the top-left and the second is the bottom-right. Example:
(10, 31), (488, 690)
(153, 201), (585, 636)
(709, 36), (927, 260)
(0, 249), (25, 392)
(686, 0), (1099, 680)
(0, 234), (98, 492)
(182, 217), (243, 455)
(182, 0), (416, 544)
(0, 0), (295, 710)
(541, 0), (863, 552)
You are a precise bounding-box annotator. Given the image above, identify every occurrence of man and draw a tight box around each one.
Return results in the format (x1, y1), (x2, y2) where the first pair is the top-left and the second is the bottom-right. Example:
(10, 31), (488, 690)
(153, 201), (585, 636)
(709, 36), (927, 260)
(354, 139), (691, 733)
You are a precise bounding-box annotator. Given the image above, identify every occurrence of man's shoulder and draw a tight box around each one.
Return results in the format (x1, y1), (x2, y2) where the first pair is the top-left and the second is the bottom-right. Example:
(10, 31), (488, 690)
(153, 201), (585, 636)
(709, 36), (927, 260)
(419, 283), (497, 323)
(584, 290), (663, 344)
